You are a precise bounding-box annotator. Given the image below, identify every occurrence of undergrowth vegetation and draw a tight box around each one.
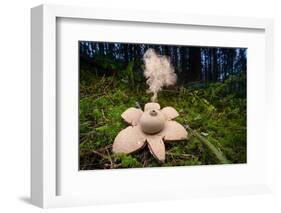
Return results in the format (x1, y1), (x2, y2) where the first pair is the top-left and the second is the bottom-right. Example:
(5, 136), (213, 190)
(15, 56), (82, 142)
(79, 62), (246, 170)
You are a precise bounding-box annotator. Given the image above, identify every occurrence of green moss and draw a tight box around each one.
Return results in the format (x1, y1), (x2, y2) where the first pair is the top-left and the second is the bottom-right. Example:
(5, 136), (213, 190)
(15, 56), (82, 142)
(114, 154), (142, 168)
(79, 71), (247, 170)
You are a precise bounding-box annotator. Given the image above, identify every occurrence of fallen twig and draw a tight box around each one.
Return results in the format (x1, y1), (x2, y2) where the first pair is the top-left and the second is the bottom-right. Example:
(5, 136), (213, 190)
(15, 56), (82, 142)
(166, 152), (193, 159)
(105, 148), (114, 169)
(101, 109), (108, 121)
(92, 150), (108, 159)
(184, 122), (230, 164)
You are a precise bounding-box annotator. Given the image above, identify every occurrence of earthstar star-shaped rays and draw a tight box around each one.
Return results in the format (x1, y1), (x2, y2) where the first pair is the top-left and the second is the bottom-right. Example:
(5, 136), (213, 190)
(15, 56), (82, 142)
(112, 103), (188, 162)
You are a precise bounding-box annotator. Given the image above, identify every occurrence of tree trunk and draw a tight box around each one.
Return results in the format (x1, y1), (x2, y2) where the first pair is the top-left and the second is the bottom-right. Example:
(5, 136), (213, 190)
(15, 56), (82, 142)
(180, 47), (188, 83)
(164, 46), (170, 56)
(189, 47), (201, 82)
(174, 47), (179, 74)
(98, 43), (104, 55)
(212, 48), (218, 81)
(123, 44), (129, 64)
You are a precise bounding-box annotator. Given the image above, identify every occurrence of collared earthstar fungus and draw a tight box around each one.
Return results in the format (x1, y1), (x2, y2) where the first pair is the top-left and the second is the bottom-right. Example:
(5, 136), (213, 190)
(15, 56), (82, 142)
(112, 49), (188, 162)
(112, 102), (188, 162)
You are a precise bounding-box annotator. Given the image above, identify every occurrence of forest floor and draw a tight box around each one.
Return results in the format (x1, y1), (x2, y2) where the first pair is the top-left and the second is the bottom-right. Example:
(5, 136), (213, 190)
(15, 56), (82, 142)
(79, 68), (246, 170)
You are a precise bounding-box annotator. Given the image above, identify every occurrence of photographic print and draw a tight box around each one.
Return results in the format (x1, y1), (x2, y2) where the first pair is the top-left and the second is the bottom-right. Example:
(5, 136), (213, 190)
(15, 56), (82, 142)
(79, 42), (247, 170)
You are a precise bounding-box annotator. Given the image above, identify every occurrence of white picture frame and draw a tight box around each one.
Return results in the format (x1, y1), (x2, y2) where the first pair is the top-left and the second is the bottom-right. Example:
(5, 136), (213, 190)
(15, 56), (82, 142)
(31, 4), (274, 208)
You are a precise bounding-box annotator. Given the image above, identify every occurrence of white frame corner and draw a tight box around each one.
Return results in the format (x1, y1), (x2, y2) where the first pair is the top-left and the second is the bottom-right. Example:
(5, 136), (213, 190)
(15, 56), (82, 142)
(31, 4), (274, 208)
